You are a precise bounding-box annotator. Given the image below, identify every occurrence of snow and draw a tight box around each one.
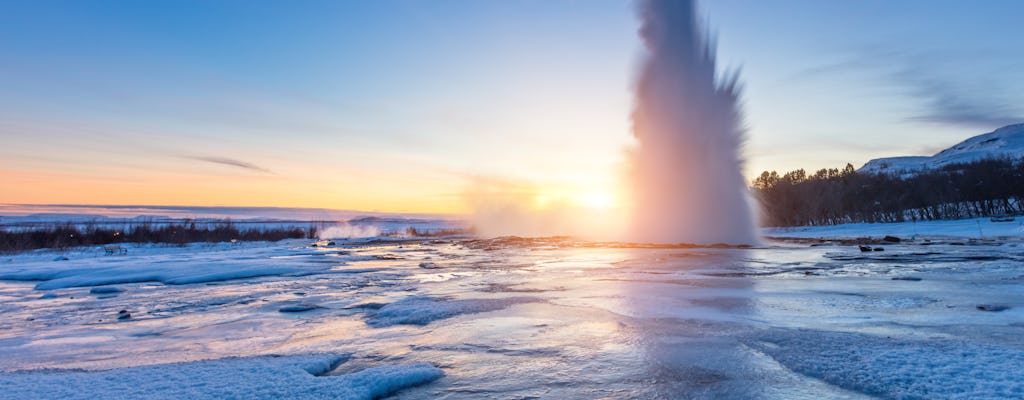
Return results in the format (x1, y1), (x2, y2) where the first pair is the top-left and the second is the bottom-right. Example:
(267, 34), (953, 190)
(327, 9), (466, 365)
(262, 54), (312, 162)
(0, 354), (443, 400)
(764, 217), (1024, 239)
(860, 123), (1024, 175)
(747, 328), (1024, 399)
(0, 240), (371, 290)
(1, 232), (1022, 398)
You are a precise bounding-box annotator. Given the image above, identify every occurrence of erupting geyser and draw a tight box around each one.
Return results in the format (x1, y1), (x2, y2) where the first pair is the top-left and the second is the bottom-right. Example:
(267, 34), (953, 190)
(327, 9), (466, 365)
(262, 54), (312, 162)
(629, 0), (757, 245)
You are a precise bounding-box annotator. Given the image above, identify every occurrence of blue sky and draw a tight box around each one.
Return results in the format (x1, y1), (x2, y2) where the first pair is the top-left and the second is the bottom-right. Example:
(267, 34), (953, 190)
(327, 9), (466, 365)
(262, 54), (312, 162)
(704, 0), (1024, 174)
(2, 0), (1022, 212)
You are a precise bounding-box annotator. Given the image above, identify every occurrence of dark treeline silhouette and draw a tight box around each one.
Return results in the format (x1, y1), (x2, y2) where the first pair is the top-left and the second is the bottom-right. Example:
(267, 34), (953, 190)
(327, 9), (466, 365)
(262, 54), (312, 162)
(752, 158), (1024, 227)
(0, 219), (317, 253)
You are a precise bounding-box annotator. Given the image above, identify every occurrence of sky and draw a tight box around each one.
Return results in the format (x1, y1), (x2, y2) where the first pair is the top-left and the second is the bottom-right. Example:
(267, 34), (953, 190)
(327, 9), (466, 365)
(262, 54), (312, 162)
(2, 0), (1023, 214)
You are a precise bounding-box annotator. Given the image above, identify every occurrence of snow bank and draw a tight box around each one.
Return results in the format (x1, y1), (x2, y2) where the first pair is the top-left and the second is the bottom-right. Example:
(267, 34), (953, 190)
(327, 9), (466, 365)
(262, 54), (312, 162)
(747, 328), (1024, 399)
(367, 296), (539, 327)
(0, 354), (443, 400)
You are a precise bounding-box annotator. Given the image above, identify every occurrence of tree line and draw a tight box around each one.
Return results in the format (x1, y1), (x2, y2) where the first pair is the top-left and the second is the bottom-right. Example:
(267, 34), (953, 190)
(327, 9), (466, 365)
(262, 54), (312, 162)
(0, 220), (317, 253)
(751, 158), (1024, 227)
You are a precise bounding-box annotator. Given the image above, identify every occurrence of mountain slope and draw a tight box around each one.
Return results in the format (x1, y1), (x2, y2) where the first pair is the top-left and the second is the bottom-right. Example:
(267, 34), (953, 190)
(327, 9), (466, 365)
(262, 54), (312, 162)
(860, 123), (1024, 174)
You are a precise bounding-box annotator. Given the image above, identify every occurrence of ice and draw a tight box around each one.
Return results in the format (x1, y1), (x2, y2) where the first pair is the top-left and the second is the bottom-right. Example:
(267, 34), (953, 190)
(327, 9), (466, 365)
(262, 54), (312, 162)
(0, 240), (371, 290)
(279, 303), (321, 313)
(747, 328), (1024, 399)
(88, 286), (123, 294)
(0, 354), (443, 400)
(366, 296), (540, 327)
(0, 235), (1022, 398)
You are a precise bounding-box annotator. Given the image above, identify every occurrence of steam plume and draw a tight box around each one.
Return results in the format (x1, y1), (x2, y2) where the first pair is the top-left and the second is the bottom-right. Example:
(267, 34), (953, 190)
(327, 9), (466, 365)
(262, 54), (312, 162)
(629, 0), (757, 245)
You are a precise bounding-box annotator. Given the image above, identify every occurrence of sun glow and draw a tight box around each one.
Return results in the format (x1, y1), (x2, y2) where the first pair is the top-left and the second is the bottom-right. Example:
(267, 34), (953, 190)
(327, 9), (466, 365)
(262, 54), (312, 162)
(525, 185), (621, 212)
(577, 191), (615, 210)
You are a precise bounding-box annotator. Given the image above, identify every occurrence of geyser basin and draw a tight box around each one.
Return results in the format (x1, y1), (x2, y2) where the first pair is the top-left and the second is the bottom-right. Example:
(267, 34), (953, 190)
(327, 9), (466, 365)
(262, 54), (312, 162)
(629, 0), (757, 245)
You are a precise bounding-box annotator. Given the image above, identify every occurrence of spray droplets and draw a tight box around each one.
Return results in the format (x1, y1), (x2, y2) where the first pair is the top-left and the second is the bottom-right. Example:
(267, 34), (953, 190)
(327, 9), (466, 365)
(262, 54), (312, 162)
(628, 0), (757, 245)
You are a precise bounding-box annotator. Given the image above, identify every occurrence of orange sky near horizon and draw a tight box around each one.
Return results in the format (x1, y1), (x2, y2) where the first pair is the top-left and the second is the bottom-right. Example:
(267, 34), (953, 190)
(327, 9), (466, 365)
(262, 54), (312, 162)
(0, 165), (469, 214)
(1, 154), (627, 215)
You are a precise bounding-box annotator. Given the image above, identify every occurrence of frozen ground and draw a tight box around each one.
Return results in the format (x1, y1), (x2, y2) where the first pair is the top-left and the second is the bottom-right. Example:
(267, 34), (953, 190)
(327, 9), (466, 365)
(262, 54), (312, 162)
(765, 217), (1024, 240)
(1, 232), (1023, 398)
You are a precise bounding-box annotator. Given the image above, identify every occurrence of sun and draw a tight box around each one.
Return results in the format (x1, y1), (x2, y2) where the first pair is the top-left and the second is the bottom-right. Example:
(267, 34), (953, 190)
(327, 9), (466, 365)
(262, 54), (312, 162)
(577, 191), (614, 210)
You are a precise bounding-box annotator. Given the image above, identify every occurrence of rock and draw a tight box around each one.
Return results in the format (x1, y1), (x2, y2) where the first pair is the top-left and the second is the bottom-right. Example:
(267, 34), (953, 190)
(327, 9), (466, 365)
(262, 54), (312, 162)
(976, 304), (1010, 312)
(117, 310), (131, 320)
(279, 303), (320, 313)
(310, 243), (318, 247)
(327, 241), (336, 246)
(882, 235), (902, 243)
(419, 262), (440, 269)
(873, 247), (885, 252)
(892, 276), (922, 281)
(90, 286), (124, 294)
(858, 245), (873, 252)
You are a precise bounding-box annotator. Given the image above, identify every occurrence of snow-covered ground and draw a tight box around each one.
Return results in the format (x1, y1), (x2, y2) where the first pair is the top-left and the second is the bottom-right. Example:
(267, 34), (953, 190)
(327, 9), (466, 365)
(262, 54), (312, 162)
(764, 216), (1024, 240)
(1, 231), (1023, 398)
(860, 123), (1024, 175)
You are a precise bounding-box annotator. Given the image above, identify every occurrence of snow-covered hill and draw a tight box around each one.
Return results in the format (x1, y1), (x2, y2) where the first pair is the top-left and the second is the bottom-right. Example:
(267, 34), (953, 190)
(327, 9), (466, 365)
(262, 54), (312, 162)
(860, 123), (1024, 175)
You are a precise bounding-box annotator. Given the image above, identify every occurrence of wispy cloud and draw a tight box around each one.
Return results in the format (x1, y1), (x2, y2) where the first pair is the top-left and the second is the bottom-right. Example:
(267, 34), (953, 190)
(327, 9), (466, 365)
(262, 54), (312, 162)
(899, 78), (1024, 128)
(796, 47), (1024, 130)
(184, 155), (273, 174)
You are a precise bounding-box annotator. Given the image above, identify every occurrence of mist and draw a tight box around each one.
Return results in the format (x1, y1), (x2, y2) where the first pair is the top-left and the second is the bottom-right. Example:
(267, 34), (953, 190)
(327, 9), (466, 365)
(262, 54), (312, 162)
(464, 178), (627, 240)
(319, 224), (381, 239)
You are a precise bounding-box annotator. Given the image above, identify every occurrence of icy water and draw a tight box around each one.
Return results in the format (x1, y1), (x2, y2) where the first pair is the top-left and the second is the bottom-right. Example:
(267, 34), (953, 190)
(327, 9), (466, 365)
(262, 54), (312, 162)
(1, 238), (1023, 399)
